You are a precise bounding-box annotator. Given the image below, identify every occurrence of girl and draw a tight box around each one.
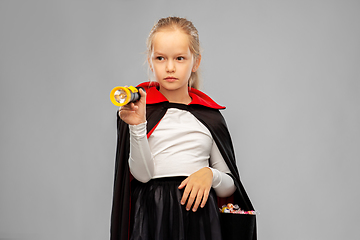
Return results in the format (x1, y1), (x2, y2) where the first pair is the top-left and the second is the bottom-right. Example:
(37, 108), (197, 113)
(110, 17), (256, 240)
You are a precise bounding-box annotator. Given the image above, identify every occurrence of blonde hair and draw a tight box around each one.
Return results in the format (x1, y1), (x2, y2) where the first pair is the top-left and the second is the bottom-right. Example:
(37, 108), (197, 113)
(146, 16), (202, 89)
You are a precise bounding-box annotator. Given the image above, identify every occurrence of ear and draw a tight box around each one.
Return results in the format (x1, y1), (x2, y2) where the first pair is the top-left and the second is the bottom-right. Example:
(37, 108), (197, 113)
(192, 54), (202, 72)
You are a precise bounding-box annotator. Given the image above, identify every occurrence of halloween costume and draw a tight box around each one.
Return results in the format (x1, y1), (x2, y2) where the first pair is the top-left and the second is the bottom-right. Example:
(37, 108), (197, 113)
(110, 82), (257, 240)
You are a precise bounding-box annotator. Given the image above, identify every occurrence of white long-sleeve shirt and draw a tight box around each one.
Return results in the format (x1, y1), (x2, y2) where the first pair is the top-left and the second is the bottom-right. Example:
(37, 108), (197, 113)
(128, 108), (236, 197)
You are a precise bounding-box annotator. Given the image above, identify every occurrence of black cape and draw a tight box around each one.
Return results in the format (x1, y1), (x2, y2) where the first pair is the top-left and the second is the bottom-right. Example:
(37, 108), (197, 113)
(110, 83), (257, 240)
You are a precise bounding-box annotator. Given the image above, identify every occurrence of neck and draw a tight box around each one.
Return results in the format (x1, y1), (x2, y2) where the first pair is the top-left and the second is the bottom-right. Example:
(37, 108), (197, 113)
(159, 87), (192, 105)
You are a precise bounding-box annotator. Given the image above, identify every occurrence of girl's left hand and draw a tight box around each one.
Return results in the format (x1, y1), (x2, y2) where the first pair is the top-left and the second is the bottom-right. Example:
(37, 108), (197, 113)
(178, 167), (213, 212)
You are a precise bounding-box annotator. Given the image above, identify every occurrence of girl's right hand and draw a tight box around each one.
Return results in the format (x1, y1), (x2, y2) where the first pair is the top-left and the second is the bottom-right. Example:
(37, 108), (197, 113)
(118, 88), (146, 125)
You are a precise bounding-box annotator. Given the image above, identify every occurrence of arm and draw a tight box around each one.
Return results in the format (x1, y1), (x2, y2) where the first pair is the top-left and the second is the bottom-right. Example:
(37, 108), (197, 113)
(118, 89), (154, 182)
(178, 141), (236, 212)
(208, 141), (236, 197)
(128, 122), (154, 183)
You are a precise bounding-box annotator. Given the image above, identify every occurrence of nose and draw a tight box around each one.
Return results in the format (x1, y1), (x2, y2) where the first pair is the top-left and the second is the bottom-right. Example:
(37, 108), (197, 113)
(166, 60), (175, 73)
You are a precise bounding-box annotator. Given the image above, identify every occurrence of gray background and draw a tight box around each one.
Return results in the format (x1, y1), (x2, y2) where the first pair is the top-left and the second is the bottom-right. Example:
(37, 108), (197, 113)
(1, 0), (359, 239)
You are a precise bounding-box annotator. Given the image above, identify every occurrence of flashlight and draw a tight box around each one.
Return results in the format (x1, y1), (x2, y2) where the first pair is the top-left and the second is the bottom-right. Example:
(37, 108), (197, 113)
(110, 86), (144, 106)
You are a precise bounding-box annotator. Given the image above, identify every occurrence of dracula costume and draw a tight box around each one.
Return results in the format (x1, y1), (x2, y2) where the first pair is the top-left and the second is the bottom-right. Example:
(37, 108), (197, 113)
(110, 82), (257, 240)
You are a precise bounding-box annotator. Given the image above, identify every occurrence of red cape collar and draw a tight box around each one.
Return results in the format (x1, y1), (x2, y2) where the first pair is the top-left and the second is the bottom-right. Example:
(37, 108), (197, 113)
(137, 82), (225, 110)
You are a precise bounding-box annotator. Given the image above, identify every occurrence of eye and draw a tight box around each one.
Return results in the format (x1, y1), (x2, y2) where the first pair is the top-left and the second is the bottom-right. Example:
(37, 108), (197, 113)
(156, 56), (164, 61)
(176, 56), (185, 61)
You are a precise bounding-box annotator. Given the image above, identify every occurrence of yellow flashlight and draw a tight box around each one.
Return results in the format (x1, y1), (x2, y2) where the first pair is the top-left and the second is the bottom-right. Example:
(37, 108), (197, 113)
(110, 86), (144, 107)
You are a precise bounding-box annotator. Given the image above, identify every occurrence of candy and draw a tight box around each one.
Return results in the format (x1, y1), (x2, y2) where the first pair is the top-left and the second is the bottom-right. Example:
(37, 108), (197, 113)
(219, 203), (256, 215)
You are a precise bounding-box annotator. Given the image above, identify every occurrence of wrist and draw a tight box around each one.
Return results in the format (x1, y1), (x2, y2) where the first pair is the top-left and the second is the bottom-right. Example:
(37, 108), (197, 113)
(205, 167), (214, 177)
(208, 167), (222, 188)
(129, 121), (147, 138)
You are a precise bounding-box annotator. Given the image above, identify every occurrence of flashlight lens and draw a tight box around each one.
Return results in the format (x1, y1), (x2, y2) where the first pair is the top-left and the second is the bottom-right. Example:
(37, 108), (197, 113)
(114, 89), (127, 104)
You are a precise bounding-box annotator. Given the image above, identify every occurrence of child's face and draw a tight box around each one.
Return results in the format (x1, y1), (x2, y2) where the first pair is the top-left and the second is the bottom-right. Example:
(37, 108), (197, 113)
(149, 29), (199, 95)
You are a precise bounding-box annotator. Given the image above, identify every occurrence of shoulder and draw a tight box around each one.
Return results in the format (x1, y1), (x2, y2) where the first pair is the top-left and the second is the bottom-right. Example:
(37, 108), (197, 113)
(188, 88), (225, 110)
(189, 105), (228, 132)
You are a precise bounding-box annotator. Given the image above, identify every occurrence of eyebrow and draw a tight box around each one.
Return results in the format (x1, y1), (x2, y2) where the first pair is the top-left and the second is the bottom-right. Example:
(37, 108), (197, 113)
(152, 51), (189, 56)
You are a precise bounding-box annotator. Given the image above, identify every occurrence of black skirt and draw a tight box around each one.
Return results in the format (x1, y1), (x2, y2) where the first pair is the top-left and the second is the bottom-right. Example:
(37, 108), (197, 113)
(130, 177), (222, 240)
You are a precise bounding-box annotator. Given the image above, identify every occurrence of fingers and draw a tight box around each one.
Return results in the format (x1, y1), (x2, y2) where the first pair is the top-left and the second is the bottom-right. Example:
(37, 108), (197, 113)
(119, 103), (137, 112)
(181, 185), (208, 212)
(180, 184), (196, 211)
(200, 189), (210, 209)
(118, 103), (136, 117)
(139, 88), (146, 98)
(189, 187), (210, 212)
(178, 177), (189, 190)
(136, 88), (146, 107)
(179, 178), (190, 206)
(118, 102), (145, 125)
(183, 184), (197, 211)
(179, 178), (211, 212)
(190, 187), (202, 212)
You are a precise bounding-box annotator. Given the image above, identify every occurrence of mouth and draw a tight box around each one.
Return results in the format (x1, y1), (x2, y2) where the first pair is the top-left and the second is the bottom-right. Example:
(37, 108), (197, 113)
(164, 77), (178, 82)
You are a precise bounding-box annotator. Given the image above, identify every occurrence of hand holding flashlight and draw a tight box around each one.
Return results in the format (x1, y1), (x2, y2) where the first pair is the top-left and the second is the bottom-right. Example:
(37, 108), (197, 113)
(110, 86), (146, 125)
